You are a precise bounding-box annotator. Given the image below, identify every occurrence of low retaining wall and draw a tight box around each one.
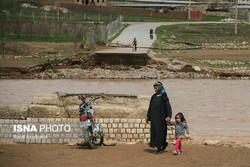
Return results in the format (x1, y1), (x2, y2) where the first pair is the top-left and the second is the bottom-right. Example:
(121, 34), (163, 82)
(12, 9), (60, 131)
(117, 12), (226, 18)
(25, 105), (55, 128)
(0, 93), (150, 119)
(0, 118), (176, 144)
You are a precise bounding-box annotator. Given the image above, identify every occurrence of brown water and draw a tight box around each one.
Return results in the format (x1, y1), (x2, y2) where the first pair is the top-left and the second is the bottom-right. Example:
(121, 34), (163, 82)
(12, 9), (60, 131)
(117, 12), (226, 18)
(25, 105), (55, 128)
(0, 79), (249, 143)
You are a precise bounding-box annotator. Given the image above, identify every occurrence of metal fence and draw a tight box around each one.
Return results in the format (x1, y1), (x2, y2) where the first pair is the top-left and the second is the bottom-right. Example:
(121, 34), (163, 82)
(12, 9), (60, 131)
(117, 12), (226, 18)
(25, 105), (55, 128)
(0, 16), (123, 44)
(1, 8), (119, 23)
(85, 15), (123, 45)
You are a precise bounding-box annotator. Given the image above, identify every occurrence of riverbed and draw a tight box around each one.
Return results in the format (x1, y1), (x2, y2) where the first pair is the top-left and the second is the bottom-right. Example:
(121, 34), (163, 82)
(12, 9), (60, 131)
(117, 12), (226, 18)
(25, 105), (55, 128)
(0, 79), (249, 143)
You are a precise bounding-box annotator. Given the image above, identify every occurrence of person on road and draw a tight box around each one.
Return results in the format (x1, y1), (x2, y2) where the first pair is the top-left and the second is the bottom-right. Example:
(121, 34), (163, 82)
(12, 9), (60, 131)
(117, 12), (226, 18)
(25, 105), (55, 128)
(150, 28), (153, 35)
(132, 38), (137, 52)
(169, 112), (190, 155)
(146, 81), (172, 154)
(150, 28), (154, 40)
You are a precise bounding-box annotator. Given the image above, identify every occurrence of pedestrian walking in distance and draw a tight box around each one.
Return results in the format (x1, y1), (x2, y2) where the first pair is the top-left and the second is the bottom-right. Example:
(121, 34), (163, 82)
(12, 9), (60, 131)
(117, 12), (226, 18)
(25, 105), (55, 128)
(132, 38), (137, 52)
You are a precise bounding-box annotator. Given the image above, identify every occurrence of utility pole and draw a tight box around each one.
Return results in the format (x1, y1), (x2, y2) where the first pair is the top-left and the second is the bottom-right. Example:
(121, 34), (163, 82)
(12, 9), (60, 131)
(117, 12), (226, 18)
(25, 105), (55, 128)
(188, 0), (191, 20)
(235, 0), (238, 34)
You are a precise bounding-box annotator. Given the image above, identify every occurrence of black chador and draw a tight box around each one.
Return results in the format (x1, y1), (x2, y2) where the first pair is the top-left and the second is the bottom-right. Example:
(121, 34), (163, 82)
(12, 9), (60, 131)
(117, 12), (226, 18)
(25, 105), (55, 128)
(147, 82), (172, 151)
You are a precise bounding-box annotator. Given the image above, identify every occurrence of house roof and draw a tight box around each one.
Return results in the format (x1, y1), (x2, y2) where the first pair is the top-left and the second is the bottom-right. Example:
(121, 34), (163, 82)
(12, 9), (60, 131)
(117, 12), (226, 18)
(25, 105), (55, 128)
(115, 3), (187, 7)
(129, 0), (202, 4)
(232, 5), (250, 9)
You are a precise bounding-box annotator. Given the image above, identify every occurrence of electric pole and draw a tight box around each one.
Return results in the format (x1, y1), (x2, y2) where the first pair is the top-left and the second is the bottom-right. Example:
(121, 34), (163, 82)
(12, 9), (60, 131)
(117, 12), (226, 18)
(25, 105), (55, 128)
(235, 0), (238, 35)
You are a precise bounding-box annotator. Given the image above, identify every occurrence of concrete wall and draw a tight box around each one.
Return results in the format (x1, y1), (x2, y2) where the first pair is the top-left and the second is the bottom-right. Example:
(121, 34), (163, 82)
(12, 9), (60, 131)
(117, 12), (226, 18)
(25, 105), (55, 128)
(0, 94), (150, 119)
(206, 11), (231, 17)
(0, 118), (177, 144)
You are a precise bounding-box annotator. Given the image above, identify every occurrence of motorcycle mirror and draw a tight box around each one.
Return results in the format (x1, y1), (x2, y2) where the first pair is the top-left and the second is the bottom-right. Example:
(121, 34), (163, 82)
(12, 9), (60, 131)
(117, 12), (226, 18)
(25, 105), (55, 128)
(79, 96), (86, 102)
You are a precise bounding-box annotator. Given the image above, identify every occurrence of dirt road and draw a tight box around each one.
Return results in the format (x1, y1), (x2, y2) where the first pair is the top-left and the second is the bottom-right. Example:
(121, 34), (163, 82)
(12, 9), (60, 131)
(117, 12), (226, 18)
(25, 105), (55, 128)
(0, 143), (249, 167)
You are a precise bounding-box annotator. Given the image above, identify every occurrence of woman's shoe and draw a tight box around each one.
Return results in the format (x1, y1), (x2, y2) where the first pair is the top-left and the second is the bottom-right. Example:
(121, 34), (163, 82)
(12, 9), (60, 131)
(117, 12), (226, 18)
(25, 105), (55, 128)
(173, 151), (178, 155)
(154, 148), (162, 155)
(161, 142), (168, 151)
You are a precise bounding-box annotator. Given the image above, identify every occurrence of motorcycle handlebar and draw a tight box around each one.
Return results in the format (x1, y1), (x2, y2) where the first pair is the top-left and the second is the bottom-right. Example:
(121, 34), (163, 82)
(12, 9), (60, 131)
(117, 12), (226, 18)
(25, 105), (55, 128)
(78, 96), (100, 106)
(88, 97), (100, 105)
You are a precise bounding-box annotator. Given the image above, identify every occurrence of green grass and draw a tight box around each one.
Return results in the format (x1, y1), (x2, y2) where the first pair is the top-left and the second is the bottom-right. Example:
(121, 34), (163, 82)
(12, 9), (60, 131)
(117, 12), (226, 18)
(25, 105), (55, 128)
(105, 24), (129, 43)
(152, 23), (250, 70)
(204, 15), (228, 21)
(0, 9), (191, 23)
(153, 23), (250, 52)
(1, 34), (82, 43)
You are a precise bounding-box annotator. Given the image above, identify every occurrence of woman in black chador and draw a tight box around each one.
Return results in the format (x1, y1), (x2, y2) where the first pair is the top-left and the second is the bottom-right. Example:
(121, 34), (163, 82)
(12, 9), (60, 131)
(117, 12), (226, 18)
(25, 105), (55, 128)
(146, 81), (172, 154)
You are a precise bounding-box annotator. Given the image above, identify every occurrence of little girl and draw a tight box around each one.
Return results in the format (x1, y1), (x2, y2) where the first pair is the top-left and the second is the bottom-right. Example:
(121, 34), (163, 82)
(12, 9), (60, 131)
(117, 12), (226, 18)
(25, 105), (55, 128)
(169, 112), (190, 155)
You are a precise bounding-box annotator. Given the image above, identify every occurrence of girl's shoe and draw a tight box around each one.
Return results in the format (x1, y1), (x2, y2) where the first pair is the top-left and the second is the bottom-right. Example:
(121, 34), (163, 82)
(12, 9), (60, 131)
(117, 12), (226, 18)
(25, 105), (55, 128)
(178, 151), (183, 154)
(173, 151), (178, 155)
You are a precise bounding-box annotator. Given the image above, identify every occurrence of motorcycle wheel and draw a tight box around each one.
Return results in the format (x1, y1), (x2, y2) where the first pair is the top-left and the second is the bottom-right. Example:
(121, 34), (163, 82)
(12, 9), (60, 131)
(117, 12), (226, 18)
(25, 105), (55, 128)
(86, 128), (94, 149)
(93, 134), (104, 146)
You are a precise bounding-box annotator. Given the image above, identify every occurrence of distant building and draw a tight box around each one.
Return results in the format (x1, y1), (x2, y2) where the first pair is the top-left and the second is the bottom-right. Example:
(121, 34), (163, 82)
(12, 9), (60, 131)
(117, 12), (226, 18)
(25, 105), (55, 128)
(39, 0), (107, 6)
(231, 5), (250, 22)
(77, 0), (107, 6)
(112, 0), (205, 12)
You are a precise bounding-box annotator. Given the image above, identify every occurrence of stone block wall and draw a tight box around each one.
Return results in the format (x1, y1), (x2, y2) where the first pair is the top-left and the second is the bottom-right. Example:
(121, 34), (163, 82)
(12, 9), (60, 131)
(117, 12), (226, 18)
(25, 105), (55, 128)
(0, 118), (176, 144)
(0, 94), (151, 119)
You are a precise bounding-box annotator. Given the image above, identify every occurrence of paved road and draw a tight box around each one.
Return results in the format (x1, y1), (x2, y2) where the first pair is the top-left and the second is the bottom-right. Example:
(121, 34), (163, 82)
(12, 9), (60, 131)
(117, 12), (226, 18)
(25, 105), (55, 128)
(96, 22), (162, 54)
(112, 22), (162, 52)
(96, 21), (233, 54)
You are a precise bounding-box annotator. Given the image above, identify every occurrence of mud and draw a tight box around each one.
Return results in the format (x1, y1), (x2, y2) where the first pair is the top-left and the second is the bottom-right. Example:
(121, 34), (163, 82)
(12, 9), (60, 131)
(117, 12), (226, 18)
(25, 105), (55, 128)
(0, 142), (249, 167)
(93, 52), (159, 66)
(0, 40), (249, 79)
(0, 52), (249, 79)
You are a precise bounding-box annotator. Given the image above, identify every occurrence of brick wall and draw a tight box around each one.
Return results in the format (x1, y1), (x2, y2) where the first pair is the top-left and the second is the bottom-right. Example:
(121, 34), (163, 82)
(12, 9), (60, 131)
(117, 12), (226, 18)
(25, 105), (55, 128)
(0, 118), (176, 144)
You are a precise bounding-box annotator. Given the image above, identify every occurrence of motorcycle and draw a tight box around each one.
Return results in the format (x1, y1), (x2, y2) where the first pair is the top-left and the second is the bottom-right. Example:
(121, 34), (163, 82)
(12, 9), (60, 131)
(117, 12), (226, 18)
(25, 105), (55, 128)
(150, 34), (153, 40)
(79, 96), (104, 149)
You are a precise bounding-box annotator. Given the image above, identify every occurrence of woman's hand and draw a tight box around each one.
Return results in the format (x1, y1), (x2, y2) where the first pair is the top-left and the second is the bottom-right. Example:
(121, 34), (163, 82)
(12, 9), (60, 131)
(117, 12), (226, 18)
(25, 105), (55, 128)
(165, 117), (170, 122)
(145, 117), (148, 123)
(185, 132), (191, 139)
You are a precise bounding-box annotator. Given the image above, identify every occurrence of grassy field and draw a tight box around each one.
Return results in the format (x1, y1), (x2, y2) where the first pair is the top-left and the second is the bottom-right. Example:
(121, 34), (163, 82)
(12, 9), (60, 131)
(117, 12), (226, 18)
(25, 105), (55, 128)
(153, 23), (250, 70)
(153, 23), (250, 48)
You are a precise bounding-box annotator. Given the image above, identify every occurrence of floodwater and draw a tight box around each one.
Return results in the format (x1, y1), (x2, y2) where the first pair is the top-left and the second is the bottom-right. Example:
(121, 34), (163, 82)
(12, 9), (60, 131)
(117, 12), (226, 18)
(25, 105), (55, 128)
(0, 79), (249, 143)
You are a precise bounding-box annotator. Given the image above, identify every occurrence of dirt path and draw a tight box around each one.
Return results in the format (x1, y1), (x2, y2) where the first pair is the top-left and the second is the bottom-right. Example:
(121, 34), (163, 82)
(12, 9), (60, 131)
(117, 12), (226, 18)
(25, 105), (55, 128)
(0, 143), (249, 167)
(163, 49), (250, 61)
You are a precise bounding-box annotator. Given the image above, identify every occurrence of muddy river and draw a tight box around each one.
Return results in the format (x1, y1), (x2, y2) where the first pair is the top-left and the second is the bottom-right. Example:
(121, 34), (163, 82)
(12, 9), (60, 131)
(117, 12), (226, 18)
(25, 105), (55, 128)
(0, 79), (249, 143)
